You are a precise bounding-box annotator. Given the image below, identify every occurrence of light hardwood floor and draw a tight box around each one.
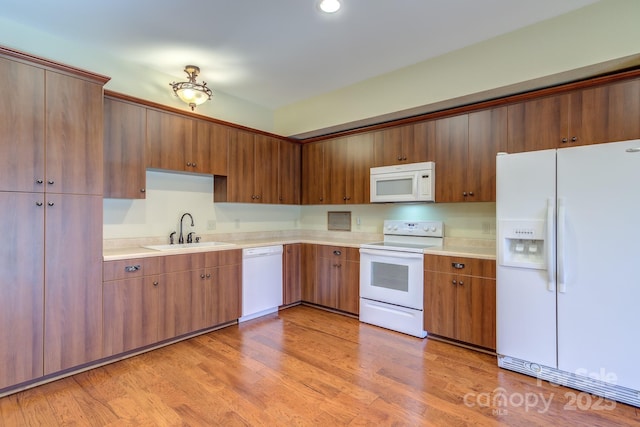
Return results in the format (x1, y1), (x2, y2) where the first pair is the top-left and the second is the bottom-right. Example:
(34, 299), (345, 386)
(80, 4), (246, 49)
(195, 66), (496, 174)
(1, 305), (638, 426)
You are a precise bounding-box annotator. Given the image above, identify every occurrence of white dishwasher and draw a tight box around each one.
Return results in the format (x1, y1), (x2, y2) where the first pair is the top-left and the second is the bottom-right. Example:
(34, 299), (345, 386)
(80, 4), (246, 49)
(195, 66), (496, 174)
(239, 245), (283, 322)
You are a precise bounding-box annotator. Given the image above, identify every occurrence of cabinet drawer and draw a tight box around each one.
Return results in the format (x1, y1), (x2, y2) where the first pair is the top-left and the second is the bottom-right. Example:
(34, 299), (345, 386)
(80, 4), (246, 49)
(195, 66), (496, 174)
(424, 255), (495, 278)
(104, 257), (161, 281)
(316, 245), (359, 261)
(159, 253), (205, 272)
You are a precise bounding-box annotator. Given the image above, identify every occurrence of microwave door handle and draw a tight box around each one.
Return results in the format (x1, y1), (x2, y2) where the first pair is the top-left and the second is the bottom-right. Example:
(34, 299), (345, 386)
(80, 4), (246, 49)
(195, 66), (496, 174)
(360, 248), (423, 259)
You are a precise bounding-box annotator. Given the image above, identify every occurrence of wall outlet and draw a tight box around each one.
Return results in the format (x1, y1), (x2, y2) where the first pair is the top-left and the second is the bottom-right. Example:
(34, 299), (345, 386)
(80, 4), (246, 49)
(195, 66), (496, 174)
(207, 220), (216, 230)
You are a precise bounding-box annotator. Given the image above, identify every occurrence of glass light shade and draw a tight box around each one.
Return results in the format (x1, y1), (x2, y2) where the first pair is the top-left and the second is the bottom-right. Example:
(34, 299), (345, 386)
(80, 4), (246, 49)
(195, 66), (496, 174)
(319, 0), (340, 13)
(170, 65), (213, 110)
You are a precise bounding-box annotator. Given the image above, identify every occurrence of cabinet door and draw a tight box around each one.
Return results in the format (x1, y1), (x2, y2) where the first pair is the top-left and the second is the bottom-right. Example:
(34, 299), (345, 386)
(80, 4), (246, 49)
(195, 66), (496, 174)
(455, 277), (496, 350)
(337, 258), (359, 315)
(301, 244), (317, 302)
(324, 137), (348, 204)
(202, 122), (230, 176)
(190, 120), (213, 174)
(0, 58), (45, 193)
(570, 79), (640, 146)
(302, 142), (325, 204)
(423, 270), (456, 339)
(278, 140), (301, 204)
(213, 263), (242, 325)
(44, 194), (103, 374)
(158, 270), (194, 340)
(411, 121), (436, 164)
(103, 98), (147, 199)
(316, 256), (338, 307)
(254, 135), (279, 203)
(46, 71), (104, 195)
(0, 192), (44, 388)
(227, 129), (255, 203)
(507, 94), (570, 153)
(435, 114), (469, 203)
(467, 107), (507, 202)
(102, 276), (160, 357)
(283, 243), (302, 305)
(191, 269), (214, 331)
(373, 126), (412, 166)
(146, 109), (193, 171)
(345, 134), (374, 204)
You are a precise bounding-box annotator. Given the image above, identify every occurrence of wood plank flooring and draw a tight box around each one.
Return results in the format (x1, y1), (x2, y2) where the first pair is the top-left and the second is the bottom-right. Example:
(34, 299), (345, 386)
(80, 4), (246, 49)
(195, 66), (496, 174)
(1, 305), (638, 426)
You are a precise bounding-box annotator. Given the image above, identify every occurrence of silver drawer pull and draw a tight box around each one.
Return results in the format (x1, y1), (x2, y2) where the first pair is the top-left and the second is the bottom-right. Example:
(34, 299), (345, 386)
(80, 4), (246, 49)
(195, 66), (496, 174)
(124, 264), (141, 272)
(452, 262), (465, 269)
(333, 250), (342, 256)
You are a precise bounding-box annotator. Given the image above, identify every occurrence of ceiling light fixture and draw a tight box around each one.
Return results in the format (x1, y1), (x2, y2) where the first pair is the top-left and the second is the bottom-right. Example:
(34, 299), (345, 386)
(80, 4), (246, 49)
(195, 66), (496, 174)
(170, 65), (212, 111)
(319, 0), (341, 13)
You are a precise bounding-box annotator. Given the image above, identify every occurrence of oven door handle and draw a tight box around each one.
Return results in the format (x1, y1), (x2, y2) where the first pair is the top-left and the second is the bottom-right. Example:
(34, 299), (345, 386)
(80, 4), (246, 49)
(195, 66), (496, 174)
(359, 248), (423, 259)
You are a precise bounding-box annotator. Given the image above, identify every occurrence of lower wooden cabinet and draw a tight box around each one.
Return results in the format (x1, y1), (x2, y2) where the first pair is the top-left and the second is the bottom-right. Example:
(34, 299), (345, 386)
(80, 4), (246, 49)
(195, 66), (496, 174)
(424, 255), (496, 350)
(102, 249), (241, 358)
(311, 245), (359, 315)
(283, 243), (302, 305)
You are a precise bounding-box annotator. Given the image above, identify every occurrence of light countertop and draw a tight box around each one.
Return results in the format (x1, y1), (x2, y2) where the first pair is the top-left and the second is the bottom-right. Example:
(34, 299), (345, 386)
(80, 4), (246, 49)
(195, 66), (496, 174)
(103, 232), (496, 261)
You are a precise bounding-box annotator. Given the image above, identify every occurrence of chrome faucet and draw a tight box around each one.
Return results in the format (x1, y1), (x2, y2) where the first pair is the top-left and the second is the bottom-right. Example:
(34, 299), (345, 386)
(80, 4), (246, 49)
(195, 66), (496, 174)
(178, 213), (194, 244)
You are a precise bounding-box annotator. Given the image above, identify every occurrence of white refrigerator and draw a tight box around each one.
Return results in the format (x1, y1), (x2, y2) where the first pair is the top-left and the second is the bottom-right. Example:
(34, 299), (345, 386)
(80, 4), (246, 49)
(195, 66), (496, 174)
(496, 139), (640, 407)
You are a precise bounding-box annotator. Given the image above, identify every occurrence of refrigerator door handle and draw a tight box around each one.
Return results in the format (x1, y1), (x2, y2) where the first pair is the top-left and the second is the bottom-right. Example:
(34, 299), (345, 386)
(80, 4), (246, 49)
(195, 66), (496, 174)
(546, 197), (555, 292)
(557, 197), (567, 293)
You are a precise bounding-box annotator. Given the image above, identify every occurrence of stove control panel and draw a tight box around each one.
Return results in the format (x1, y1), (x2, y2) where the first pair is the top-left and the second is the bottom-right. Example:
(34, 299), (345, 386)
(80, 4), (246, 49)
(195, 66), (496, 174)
(383, 220), (443, 237)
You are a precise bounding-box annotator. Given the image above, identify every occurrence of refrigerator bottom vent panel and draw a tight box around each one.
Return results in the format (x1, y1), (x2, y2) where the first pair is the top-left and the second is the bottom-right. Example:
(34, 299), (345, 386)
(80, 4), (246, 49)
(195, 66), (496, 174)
(498, 355), (640, 408)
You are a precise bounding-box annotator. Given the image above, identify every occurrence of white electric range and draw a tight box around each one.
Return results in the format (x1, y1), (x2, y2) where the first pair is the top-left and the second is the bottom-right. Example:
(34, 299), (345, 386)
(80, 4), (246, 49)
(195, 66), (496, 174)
(359, 220), (443, 338)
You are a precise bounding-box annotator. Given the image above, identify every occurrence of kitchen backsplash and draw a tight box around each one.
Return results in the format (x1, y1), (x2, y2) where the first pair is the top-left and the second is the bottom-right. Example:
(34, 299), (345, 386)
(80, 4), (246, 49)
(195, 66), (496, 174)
(103, 170), (496, 241)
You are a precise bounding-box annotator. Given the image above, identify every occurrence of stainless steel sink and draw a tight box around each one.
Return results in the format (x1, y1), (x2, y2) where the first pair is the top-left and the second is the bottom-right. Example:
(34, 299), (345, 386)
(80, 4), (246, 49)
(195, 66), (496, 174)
(142, 242), (236, 251)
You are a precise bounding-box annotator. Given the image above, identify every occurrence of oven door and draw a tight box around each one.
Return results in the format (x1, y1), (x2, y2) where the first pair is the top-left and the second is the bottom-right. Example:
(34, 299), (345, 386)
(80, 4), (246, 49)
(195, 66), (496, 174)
(359, 248), (424, 310)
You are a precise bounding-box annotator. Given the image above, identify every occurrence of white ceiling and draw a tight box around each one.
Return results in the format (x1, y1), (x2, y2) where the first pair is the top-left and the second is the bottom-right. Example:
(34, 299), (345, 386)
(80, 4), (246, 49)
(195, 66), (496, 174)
(3, 0), (599, 110)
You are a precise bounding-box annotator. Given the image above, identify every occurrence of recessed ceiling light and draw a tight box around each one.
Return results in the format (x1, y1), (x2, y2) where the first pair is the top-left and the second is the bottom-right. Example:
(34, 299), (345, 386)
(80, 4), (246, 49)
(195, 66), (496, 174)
(319, 0), (341, 13)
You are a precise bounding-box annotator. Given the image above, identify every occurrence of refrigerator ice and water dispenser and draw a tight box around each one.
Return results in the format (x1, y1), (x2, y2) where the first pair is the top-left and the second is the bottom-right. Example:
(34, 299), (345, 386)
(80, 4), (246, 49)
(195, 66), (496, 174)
(498, 220), (546, 269)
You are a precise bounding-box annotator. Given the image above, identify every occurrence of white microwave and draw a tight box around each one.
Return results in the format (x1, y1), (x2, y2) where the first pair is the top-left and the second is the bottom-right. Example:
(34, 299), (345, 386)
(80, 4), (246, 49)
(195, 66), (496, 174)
(370, 162), (435, 203)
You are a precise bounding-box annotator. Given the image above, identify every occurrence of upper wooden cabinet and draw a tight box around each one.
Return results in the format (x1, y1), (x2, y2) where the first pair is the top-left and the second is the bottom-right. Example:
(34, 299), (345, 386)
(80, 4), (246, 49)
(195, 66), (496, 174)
(373, 122), (434, 167)
(104, 98), (147, 198)
(302, 142), (325, 204)
(195, 119), (229, 176)
(324, 133), (374, 204)
(146, 109), (198, 172)
(278, 140), (301, 204)
(435, 108), (507, 203)
(0, 58), (103, 195)
(507, 78), (640, 153)
(225, 130), (279, 203)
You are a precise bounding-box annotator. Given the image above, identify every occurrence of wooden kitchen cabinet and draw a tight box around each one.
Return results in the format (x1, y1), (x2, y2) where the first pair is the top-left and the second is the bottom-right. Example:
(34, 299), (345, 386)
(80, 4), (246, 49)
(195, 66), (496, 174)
(301, 244), (317, 302)
(278, 140), (301, 204)
(195, 119), (230, 176)
(146, 109), (210, 173)
(314, 246), (359, 314)
(507, 79), (640, 153)
(102, 275), (161, 356)
(209, 250), (242, 326)
(423, 255), (496, 350)
(283, 243), (302, 305)
(325, 134), (374, 204)
(0, 192), (44, 389)
(435, 108), (506, 203)
(0, 51), (107, 384)
(44, 194), (104, 374)
(224, 130), (279, 203)
(102, 249), (241, 358)
(0, 58), (103, 195)
(373, 122), (434, 167)
(302, 142), (325, 204)
(104, 97), (147, 198)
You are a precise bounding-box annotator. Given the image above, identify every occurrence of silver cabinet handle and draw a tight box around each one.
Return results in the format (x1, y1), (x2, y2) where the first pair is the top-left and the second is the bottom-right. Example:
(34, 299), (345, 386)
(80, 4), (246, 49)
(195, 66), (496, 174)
(47, 201), (54, 207)
(36, 201), (43, 206)
(124, 265), (141, 272)
(452, 262), (465, 269)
